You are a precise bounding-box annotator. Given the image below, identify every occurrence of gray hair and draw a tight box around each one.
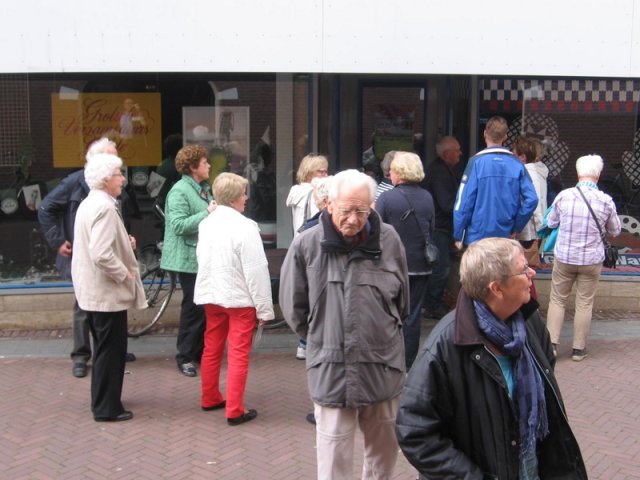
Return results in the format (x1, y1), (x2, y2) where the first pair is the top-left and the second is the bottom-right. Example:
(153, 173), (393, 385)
(84, 153), (123, 190)
(576, 154), (604, 178)
(436, 136), (459, 158)
(329, 169), (377, 204)
(381, 150), (396, 177)
(86, 137), (117, 161)
(460, 237), (523, 301)
(311, 175), (333, 209)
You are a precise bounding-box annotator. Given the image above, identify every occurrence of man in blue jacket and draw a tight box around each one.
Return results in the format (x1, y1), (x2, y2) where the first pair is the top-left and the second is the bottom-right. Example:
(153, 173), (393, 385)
(38, 138), (136, 378)
(453, 116), (537, 248)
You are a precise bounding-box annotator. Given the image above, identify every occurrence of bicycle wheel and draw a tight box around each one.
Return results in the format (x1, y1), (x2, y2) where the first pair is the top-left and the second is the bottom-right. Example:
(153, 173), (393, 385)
(128, 268), (176, 337)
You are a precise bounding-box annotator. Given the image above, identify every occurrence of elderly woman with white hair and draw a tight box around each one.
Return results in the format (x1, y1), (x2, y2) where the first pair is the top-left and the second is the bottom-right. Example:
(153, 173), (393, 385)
(545, 154), (621, 361)
(397, 237), (587, 479)
(71, 153), (146, 422)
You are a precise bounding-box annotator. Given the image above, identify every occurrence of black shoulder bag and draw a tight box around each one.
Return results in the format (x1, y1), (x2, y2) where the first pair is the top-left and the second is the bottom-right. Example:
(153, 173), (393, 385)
(397, 188), (439, 267)
(576, 186), (619, 268)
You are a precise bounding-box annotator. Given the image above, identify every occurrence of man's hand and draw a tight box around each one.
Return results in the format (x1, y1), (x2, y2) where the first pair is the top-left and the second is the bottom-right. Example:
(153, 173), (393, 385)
(454, 241), (463, 250)
(58, 240), (72, 257)
(128, 235), (137, 251)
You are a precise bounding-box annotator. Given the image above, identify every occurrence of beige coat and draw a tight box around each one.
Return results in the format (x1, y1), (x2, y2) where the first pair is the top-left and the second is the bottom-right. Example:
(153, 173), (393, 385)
(72, 189), (147, 312)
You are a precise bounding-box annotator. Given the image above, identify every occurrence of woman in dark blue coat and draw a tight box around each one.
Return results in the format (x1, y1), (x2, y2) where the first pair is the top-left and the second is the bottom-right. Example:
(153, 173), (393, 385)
(375, 151), (435, 369)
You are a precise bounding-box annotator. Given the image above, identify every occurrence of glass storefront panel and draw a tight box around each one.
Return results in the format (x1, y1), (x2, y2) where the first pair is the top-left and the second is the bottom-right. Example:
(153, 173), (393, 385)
(0, 73), (307, 287)
(480, 77), (640, 272)
(2, 73), (640, 289)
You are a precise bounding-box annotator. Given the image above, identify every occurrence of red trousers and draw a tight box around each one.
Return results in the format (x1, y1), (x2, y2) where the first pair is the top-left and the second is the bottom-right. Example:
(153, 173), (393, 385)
(201, 304), (256, 419)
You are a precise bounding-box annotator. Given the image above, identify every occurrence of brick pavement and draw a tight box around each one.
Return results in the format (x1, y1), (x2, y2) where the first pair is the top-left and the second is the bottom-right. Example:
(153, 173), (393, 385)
(1, 319), (640, 478)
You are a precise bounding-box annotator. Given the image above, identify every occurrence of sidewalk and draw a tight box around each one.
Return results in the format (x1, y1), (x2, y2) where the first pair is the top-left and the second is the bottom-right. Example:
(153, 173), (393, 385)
(1, 312), (639, 479)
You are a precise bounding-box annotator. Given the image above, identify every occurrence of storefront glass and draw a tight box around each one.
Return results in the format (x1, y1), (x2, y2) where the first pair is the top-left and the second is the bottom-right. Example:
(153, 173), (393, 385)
(0, 72), (308, 288)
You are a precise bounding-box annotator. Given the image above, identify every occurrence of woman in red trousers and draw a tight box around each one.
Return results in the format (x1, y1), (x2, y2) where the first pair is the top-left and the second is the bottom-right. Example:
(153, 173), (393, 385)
(194, 173), (274, 426)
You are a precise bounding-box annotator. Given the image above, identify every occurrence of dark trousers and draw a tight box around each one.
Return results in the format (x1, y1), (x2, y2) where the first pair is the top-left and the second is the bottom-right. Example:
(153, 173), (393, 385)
(404, 274), (430, 370)
(87, 310), (127, 418)
(176, 272), (206, 365)
(71, 300), (91, 364)
(423, 229), (452, 311)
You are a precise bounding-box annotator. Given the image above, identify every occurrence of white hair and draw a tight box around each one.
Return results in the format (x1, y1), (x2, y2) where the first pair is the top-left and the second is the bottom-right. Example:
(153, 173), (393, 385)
(329, 169), (377, 204)
(86, 137), (117, 162)
(311, 175), (333, 209)
(84, 153), (123, 190)
(576, 154), (604, 178)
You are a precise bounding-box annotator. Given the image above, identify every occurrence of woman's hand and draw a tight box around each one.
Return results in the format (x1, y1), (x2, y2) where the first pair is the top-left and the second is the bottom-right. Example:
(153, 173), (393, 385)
(128, 235), (137, 250)
(258, 318), (269, 327)
(207, 200), (217, 213)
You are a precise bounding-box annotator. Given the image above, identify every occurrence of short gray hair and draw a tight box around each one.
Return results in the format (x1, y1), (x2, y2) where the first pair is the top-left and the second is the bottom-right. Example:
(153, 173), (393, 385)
(460, 237), (523, 301)
(311, 175), (333, 209)
(329, 169), (376, 204)
(576, 154), (604, 178)
(86, 137), (117, 161)
(84, 153), (123, 190)
(381, 150), (396, 177)
(435, 136), (458, 158)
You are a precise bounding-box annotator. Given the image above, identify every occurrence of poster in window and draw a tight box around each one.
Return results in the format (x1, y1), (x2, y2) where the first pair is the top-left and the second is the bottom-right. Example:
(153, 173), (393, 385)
(51, 92), (162, 167)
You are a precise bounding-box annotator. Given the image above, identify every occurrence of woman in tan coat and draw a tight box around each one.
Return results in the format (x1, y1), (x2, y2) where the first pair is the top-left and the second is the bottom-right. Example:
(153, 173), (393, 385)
(72, 152), (146, 422)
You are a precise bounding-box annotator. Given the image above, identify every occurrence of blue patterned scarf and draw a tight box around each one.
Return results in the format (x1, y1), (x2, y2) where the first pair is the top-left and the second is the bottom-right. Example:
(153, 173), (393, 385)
(474, 301), (549, 458)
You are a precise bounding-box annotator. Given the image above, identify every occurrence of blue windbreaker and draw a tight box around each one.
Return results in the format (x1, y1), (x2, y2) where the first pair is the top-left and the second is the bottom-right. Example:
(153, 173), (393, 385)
(453, 147), (538, 245)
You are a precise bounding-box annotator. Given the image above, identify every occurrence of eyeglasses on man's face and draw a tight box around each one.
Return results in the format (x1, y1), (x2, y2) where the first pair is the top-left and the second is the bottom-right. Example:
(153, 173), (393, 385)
(337, 207), (370, 219)
(508, 263), (534, 279)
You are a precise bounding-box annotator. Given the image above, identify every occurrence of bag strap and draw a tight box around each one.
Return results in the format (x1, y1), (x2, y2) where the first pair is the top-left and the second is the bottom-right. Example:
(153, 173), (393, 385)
(576, 186), (607, 246)
(302, 189), (313, 223)
(397, 187), (431, 242)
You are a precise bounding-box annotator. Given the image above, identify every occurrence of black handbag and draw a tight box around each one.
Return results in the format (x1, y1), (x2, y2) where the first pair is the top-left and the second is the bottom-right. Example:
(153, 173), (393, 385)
(576, 187), (619, 269)
(398, 188), (439, 267)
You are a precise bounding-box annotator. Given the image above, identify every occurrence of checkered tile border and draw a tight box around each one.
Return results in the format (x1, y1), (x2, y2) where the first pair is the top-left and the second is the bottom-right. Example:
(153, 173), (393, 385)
(481, 79), (640, 114)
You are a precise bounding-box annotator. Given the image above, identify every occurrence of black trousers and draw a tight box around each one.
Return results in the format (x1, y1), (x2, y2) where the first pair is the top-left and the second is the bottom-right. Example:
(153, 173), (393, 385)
(87, 310), (127, 418)
(176, 272), (205, 365)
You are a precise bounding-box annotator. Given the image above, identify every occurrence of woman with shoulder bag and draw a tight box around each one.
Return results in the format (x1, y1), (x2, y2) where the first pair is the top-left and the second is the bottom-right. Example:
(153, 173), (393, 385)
(375, 151), (436, 369)
(545, 154), (621, 361)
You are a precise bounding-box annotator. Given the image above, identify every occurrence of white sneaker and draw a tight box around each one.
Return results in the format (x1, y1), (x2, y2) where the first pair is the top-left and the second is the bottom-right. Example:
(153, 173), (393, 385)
(296, 346), (306, 360)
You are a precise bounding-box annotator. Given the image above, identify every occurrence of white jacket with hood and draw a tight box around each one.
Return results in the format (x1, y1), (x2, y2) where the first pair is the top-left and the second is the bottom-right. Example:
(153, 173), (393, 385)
(286, 183), (318, 235)
(519, 161), (549, 241)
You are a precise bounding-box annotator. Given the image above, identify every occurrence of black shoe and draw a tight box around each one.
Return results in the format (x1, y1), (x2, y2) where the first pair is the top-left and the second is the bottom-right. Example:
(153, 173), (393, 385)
(125, 352), (136, 362)
(178, 362), (197, 377)
(305, 413), (316, 425)
(227, 409), (257, 426)
(94, 410), (133, 422)
(72, 362), (87, 378)
(201, 401), (226, 411)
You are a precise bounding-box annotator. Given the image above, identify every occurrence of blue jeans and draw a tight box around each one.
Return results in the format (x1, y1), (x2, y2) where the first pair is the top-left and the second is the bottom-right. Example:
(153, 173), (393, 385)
(404, 274), (430, 370)
(423, 230), (452, 312)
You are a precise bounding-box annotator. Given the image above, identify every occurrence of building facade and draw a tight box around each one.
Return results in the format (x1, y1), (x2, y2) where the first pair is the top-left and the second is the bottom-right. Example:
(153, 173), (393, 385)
(2, 1), (640, 293)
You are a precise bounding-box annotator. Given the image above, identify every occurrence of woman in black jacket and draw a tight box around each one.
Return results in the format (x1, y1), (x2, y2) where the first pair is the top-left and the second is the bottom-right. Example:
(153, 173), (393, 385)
(396, 237), (587, 479)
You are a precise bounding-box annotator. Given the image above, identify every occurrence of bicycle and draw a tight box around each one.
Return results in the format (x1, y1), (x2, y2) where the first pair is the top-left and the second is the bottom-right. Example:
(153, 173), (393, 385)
(128, 205), (177, 338)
